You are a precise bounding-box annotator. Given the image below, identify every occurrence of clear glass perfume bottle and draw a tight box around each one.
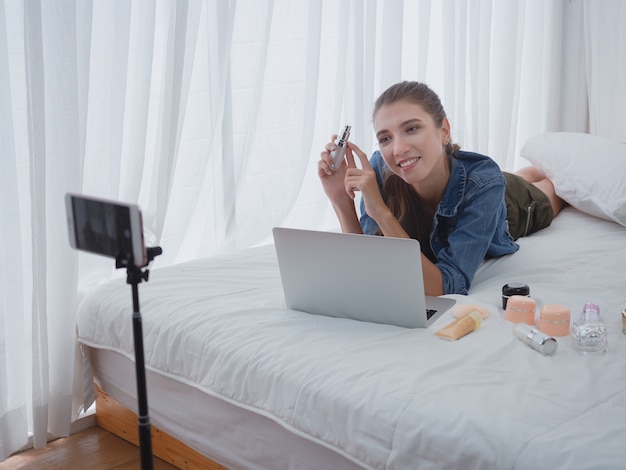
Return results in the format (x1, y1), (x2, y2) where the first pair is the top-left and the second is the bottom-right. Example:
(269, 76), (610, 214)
(571, 302), (608, 355)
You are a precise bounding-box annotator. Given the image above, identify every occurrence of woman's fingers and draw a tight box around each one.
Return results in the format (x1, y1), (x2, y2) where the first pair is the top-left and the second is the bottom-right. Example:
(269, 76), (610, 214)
(346, 142), (372, 170)
(320, 134), (341, 174)
(324, 134), (338, 153)
(318, 159), (333, 176)
(320, 134), (374, 199)
(323, 133), (352, 171)
(344, 142), (372, 197)
(344, 169), (367, 199)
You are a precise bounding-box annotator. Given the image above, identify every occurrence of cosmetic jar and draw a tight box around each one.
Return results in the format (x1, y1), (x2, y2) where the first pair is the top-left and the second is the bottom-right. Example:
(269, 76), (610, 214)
(513, 323), (558, 356)
(505, 295), (536, 325)
(502, 283), (530, 309)
(538, 304), (571, 337)
(622, 308), (626, 335)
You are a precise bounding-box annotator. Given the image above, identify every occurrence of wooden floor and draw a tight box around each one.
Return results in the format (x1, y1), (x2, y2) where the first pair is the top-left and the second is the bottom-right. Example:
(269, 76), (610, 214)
(0, 426), (178, 470)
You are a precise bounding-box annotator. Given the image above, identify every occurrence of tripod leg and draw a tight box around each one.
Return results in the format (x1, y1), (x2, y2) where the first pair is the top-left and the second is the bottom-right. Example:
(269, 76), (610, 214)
(132, 283), (154, 470)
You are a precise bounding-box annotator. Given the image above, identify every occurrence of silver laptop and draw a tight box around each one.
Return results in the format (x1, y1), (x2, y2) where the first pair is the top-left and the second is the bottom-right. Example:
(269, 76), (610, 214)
(272, 227), (456, 328)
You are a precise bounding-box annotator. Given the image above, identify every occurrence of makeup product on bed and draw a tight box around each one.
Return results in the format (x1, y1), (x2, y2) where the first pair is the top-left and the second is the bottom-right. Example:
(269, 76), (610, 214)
(504, 295), (536, 325)
(452, 304), (489, 319)
(513, 323), (557, 356)
(435, 310), (482, 340)
(537, 304), (570, 337)
(622, 308), (626, 335)
(571, 302), (608, 355)
(502, 283), (530, 309)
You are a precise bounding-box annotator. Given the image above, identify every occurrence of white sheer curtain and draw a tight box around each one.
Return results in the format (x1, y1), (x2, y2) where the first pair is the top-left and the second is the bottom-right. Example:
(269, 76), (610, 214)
(1, 0), (625, 460)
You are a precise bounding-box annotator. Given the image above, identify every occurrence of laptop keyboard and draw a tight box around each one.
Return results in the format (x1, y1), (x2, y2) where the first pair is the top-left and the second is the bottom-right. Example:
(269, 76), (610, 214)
(426, 309), (438, 320)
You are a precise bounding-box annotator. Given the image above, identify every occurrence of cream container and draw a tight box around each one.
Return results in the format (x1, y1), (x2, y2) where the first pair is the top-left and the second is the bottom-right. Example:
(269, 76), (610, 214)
(502, 283), (530, 309)
(505, 295), (536, 325)
(538, 304), (570, 336)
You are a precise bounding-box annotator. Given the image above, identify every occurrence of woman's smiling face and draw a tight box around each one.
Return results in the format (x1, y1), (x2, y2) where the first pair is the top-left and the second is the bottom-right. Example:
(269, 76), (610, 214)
(374, 100), (450, 189)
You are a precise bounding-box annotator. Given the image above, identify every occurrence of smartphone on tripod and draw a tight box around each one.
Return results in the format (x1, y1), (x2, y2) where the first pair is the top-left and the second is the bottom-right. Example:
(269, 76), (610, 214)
(65, 193), (148, 268)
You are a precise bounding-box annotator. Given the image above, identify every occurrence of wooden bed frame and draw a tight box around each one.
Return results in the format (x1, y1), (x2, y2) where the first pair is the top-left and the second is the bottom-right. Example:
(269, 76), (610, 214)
(95, 387), (226, 470)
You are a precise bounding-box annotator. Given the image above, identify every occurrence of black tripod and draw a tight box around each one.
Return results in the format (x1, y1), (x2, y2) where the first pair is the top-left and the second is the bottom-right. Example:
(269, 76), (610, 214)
(117, 246), (162, 470)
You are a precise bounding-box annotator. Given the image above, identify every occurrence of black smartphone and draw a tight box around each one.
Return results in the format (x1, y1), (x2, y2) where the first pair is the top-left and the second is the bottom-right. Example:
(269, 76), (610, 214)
(65, 192), (148, 268)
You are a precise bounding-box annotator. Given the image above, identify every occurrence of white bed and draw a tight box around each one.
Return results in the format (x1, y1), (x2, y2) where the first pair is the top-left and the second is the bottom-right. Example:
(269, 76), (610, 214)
(77, 205), (626, 470)
(76, 133), (626, 469)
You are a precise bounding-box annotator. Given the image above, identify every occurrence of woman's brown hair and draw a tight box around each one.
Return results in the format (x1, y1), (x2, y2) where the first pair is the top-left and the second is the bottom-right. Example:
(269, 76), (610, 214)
(373, 82), (460, 242)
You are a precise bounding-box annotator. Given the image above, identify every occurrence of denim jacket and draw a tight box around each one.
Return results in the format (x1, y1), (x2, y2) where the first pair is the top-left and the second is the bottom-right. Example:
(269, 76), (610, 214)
(360, 150), (519, 295)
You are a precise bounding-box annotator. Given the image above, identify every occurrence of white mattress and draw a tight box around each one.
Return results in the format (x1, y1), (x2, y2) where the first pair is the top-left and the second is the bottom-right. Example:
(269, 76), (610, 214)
(76, 207), (626, 469)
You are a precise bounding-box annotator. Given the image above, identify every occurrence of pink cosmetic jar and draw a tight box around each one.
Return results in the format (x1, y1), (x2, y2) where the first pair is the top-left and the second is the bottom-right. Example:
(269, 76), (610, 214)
(537, 304), (571, 337)
(505, 295), (537, 325)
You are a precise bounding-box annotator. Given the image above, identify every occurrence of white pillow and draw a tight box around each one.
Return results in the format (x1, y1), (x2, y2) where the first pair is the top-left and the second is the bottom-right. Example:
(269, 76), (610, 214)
(520, 132), (626, 227)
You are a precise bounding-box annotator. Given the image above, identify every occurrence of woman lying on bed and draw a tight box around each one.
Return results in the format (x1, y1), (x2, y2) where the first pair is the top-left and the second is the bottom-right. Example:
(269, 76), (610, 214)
(318, 81), (565, 296)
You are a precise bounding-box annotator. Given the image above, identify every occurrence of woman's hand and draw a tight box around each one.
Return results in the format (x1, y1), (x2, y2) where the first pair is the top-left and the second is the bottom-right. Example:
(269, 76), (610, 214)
(318, 135), (362, 233)
(344, 142), (390, 223)
(318, 134), (353, 205)
(344, 142), (411, 239)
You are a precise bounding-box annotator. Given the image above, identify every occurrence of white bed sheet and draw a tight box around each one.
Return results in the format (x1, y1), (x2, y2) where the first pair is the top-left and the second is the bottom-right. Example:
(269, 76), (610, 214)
(76, 207), (626, 469)
(83, 346), (363, 470)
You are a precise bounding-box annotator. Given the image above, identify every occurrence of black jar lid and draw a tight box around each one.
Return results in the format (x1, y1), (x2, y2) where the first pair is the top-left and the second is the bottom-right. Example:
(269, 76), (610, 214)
(502, 282), (530, 296)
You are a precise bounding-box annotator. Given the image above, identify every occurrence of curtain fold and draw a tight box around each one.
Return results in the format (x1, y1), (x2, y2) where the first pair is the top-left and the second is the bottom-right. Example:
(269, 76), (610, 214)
(584, 1), (626, 141)
(23, 0), (50, 447)
(0, 0), (29, 457)
(148, 0), (202, 243)
(118, 1), (155, 204)
(1, 0), (626, 461)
